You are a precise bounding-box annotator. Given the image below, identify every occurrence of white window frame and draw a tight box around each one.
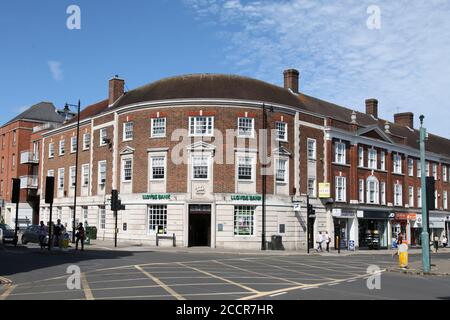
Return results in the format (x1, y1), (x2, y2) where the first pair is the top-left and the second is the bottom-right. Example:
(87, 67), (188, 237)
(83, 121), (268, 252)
(275, 122), (288, 142)
(148, 205), (168, 235)
(335, 176), (346, 202)
(380, 182), (386, 205)
(82, 164), (90, 187)
(237, 117), (255, 138)
(426, 162), (430, 177)
(150, 156), (166, 181)
(122, 158), (133, 183)
(276, 158), (288, 184)
(192, 155), (210, 180)
(394, 183), (403, 206)
(432, 163), (438, 180)
(59, 140), (65, 156)
(151, 118), (167, 138)
(70, 136), (77, 153)
(47, 170), (54, 177)
(307, 138), (317, 160)
(234, 206), (255, 236)
(408, 158), (414, 177)
(58, 168), (65, 190)
(393, 154), (402, 174)
(308, 178), (317, 198)
(417, 160), (422, 178)
(123, 122), (134, 141)
(83, 133), (91, 150)
(335, 142), (346, 164)
(408, 186), (414, 207)
(99, 128), (108, 146)
(69, 166), (76, 188)
(366, 177), (379, 204)
(358, 147), (364, 167)
(380, 151), (386, 170)
(359, 179), (364, 203)
(189, 116), (214, 137)
(418, 188), (422, 208)
(443, 191), (448, 210)
(237, 156), (254, 181)
(99, 206), (106, 230)
(98, 161), (107, 186)
(443, 166), (448, 182)
(368, 149), (377, 169)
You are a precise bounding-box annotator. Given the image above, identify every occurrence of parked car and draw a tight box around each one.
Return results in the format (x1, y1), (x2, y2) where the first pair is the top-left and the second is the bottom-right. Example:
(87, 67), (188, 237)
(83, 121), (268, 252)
(0, 223), (18, 245)
(21, 225), (48, 246)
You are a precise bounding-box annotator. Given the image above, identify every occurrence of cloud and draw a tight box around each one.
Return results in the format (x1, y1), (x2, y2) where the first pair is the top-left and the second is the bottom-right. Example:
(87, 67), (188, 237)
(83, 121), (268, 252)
(47, 61), (63, 82)
(184, 0), (450, 137)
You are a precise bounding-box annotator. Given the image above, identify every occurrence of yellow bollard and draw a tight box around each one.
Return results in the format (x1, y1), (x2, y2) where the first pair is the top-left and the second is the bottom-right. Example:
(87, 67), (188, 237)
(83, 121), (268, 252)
(398, 244), (408, 268)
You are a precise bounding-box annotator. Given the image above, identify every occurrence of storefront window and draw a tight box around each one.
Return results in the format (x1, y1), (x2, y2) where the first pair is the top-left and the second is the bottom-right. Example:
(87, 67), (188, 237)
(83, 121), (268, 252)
(358, 219), (388, 249)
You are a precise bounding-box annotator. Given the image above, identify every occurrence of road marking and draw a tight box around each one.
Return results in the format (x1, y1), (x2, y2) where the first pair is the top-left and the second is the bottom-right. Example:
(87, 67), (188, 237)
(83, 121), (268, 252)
(75, 291), (250, 300)
(135, 265), (185, 301)
(270, 292), (287, 297)
(213, 260), (301, 285)
(347, 279), (357, 283)
(178, 262), (260, 294)
(0, 285), (17, 300)
(0, 276), (12, 285)
(269, 258), (361, 276)
(81, 273), (94, 300)
(302, 287), (318, 291)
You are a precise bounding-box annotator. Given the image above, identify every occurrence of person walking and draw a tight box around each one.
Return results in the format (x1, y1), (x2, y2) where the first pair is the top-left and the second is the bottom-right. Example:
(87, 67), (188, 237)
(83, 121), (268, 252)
(75, 223), (85, 251)
(53, 219), (65, 248)
(38, 221), (48, 250)
(442, 234), (448, 248)
(316, 232), (323, 252)
(325, 232), (331, 252)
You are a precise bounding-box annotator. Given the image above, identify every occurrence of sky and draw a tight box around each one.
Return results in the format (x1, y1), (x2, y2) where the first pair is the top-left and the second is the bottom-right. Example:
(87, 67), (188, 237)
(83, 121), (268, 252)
(1, 0), (449, 138)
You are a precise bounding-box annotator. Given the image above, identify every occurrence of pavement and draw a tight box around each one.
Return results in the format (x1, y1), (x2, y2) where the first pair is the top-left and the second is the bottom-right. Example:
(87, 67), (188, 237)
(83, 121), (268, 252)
(1, 243), (449, 300)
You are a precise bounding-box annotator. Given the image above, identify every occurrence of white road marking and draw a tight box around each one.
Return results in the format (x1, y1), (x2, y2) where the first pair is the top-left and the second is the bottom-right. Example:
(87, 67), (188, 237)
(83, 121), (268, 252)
(270, 292), (288, 297)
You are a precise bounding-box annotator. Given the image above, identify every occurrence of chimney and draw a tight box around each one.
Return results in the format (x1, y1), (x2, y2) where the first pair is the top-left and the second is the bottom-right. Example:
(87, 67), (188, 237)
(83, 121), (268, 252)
(109, 76), (125, 106)
(283, 69), (300, 93)
(394, 112), (414, 128)
(365, 99), (378, 119)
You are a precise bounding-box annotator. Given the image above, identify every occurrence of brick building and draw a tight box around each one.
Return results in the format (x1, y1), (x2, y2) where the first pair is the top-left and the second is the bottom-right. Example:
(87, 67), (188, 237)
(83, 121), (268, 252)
(0, 102), (64, 227)
(37, 70), (450, 250)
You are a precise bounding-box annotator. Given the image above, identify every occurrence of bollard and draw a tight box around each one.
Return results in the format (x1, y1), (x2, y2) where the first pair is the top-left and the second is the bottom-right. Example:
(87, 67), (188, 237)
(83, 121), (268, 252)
(398, 244), (409, 268)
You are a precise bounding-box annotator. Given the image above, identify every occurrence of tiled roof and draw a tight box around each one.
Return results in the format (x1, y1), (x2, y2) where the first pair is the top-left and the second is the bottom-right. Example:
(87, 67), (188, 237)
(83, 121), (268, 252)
(3, 102), (64, 127)
(65, 99), (109, 125)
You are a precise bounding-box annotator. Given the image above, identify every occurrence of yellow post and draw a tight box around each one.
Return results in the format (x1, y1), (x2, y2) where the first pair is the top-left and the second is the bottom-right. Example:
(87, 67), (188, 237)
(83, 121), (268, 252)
(398, 244), (409, 268)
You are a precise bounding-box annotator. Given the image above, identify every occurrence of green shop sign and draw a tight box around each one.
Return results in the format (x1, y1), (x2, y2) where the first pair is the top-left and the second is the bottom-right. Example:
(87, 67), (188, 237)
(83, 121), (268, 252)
(231, 195), (262, 201)
(143, 194), (171, 200)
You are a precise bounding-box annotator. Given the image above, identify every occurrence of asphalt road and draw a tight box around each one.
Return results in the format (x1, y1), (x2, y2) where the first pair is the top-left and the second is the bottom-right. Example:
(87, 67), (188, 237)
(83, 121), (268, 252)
(1, 245), (449, 300)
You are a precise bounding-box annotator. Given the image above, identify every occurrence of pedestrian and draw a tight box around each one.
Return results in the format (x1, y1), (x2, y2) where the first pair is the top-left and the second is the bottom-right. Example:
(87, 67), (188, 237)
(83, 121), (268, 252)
(325, 231), (331, 252)
(53, 219), (65, 248)
(75, 222), (85, 251)
(442, 234), (448, 248)
(38, 221), (48, 250)
(316, 232), (323, 252)
(433, 235), (439, 253)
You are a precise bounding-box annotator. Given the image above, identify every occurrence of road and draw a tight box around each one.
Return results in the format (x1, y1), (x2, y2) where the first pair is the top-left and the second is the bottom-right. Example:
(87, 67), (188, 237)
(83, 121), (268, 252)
(1, 245), (449, 300)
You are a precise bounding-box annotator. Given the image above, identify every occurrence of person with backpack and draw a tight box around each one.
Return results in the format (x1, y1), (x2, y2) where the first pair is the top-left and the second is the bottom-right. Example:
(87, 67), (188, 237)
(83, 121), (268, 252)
(75, 223), (85, 251)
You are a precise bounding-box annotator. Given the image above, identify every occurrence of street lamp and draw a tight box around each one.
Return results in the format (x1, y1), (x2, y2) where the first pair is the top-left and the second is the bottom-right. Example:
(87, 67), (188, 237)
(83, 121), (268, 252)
(64, 101), (81, 243)
(419, 115), (431, 273)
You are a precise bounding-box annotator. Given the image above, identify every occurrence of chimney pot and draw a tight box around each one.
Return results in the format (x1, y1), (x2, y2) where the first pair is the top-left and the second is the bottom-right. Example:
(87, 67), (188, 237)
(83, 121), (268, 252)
(394, 112), (414, 128)
(109, 77), (125, 106)
(283, 69), (300, 94)
(365, 99), (378, 119)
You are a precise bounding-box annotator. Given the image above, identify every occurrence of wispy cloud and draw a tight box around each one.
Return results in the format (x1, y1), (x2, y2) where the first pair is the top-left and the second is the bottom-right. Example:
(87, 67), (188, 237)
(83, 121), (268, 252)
(184, 0), (450, 137)
(47, 61), (63, 82)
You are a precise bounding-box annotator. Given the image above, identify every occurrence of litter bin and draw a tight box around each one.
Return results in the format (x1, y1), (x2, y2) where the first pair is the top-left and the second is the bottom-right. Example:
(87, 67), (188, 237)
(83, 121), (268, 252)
(271, 235), (284, 251)
(398, 244), (408, 268)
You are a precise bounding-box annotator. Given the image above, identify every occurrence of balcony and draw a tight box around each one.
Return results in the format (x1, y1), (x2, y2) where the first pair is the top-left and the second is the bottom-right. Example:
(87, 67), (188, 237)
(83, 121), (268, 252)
(20, 151), (39, 164)
(20, 176), (38, 189)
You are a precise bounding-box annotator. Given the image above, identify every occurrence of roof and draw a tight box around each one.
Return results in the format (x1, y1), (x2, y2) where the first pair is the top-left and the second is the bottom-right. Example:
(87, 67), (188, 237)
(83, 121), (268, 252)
(3, 102), (65, 127)
(65, 99), (109, 125)
(111, 74), (303, 109)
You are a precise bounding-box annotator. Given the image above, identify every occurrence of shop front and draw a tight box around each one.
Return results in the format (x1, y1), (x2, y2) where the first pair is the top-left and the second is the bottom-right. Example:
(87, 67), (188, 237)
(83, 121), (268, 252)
(392, 213), (416, 245)
(410, 214), (447, 246)
(357, 210), (392, 250)
(332, 208), (357, 251)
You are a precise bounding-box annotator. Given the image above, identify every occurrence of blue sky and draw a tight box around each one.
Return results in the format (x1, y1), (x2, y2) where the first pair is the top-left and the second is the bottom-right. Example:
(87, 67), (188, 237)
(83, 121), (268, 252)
(1, 0), (450, 137)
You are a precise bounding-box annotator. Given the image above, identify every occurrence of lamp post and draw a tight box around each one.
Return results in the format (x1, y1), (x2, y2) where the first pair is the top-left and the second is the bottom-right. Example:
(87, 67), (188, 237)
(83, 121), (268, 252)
(63, 101), (81, 243)
(419, 115), (431, 273)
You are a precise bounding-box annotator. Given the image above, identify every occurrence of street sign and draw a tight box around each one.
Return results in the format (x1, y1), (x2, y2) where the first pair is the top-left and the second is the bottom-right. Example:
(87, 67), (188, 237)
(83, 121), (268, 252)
(293, 202), (301, 212)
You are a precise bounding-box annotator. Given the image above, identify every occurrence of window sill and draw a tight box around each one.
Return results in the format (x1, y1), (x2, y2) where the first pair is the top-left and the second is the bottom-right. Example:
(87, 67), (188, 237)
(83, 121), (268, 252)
(150, 136), (167, 139)
(332, 162), (350, 167)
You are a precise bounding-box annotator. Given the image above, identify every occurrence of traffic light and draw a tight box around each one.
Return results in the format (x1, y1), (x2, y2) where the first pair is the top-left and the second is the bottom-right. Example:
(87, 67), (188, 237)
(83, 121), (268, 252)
(426, 177), (436, 211)
(111, 190), (126, 211)
(11, 179), (20, 204)
(307, 204), (316, 219)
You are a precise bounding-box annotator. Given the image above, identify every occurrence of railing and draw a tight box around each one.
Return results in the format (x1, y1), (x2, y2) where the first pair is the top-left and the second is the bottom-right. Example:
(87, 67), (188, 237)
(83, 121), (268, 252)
(20, 151), (39, 164)
(20, 176), (38, 189)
